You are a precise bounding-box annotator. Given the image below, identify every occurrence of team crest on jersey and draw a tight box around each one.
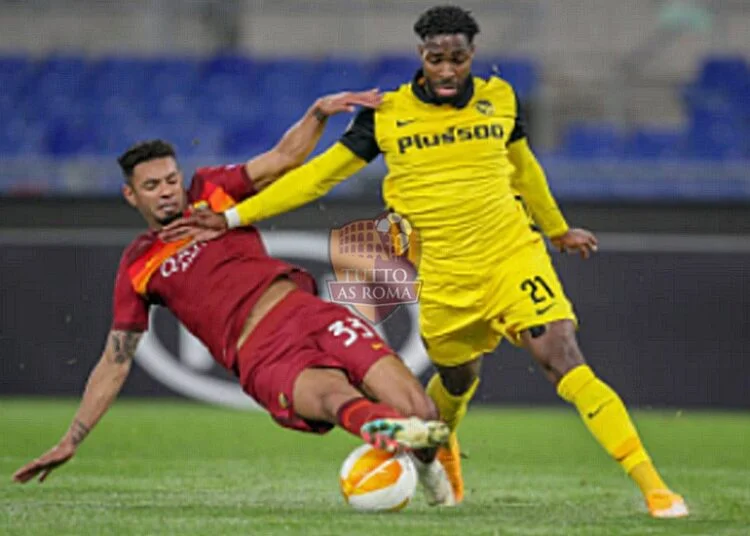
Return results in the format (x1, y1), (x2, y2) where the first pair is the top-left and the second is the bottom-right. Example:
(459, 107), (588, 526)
(475, 99), (495, 116)
(328, 213), (422, 324)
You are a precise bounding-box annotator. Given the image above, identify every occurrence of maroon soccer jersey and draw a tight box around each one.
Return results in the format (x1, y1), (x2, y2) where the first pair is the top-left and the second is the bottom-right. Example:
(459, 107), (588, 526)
(111, 164), (317, 370)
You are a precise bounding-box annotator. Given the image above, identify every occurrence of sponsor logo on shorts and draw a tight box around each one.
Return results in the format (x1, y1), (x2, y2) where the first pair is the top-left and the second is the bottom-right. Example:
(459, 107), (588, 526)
(328, 213), (422, 324)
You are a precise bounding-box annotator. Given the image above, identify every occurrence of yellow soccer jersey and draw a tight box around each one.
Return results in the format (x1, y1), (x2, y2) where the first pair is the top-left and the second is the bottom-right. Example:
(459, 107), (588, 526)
(340, 71), (541, 302)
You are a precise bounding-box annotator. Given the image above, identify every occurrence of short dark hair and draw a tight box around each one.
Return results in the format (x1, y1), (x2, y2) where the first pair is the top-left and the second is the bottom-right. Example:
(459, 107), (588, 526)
(117, 139), (176, 183)
(414, 5), (480, 43)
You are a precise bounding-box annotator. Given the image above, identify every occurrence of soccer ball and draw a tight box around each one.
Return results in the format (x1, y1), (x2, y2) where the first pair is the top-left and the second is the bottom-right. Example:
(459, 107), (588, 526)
(339, 444), (418, 512)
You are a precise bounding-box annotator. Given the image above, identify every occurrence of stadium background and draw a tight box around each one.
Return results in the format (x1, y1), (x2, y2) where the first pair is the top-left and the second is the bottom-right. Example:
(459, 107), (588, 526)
(1, 0), (749, 409)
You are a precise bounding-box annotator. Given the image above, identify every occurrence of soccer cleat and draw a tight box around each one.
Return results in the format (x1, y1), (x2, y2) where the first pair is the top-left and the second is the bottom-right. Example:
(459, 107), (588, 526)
(409, 454), (457, 507)
(646, 490), (689, 519)
(436, 433), (464, 504)
(360, 417), (449, 453)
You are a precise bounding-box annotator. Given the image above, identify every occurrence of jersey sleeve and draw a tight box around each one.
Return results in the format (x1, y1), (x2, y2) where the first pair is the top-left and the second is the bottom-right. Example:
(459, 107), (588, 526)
(338, 108), (381, 163)
(111, 251), (150, 332)
(189, 164), (256, 204)
(508, 92), (527, 145)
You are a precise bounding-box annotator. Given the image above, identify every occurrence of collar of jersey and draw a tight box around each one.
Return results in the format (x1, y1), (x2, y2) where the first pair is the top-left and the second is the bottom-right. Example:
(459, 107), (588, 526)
(410, 69), (474, 109)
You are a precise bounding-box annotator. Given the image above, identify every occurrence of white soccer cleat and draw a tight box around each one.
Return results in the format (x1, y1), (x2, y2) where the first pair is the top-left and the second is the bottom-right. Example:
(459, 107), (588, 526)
(409, 455), (457, 507)
(360, 417), (450, 452)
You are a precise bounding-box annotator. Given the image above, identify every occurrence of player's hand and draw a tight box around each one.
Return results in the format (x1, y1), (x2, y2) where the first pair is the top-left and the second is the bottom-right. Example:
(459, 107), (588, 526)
(12, 440), (76, 484)
(159, 207), (228, 244)
(550, 228), (598, 259)
(314, 89), (382, 118)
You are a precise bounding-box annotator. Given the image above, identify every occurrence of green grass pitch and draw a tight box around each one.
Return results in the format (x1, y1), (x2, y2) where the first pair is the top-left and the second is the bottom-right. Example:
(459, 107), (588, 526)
(1, 399), (748, 535)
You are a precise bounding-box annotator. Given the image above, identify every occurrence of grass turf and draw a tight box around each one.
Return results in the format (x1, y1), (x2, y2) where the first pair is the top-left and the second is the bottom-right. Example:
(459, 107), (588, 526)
(1, 399), (748, 535)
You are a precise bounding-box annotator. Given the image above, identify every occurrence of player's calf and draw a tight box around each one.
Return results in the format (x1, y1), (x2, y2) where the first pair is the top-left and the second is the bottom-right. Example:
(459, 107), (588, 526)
(520, 319), (583, 384)
(360, 355), (439, 421)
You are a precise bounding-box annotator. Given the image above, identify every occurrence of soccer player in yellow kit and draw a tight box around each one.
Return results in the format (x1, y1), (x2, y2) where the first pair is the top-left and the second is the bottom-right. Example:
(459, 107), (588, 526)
(165, 5), (688, 518)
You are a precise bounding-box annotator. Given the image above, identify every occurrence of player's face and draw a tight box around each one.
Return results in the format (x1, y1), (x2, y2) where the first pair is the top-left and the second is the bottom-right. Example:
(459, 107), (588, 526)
(123, 156), (187, 229)
(419, 34), (474, 102)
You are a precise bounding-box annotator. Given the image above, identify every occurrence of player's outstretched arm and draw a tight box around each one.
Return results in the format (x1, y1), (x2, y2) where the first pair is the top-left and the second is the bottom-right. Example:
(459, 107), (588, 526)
(245, 90), (381, 191)
(227, 143), (367, 227)
(507, 138), (598, 258)
(12, 330), (142, 484)
(160, 143), (368, 243)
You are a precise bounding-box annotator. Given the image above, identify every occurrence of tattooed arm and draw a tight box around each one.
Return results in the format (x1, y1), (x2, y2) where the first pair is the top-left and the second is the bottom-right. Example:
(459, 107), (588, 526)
(62, 330), (141, 444)
(12, 330), (142, 483)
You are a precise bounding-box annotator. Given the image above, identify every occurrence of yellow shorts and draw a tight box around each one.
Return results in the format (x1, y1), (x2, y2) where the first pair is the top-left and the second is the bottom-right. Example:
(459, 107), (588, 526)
(420, 240), (577, 367)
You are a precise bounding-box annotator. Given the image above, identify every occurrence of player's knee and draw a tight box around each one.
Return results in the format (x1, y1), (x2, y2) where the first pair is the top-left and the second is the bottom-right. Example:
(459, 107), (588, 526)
(417, 394), (439, 421)
(402, 391), (439, 421)
(314, 392), (340, 422)
(437, 359), (481, 396)
(294, 368), (356, 422)
(532, 321), (585, 383)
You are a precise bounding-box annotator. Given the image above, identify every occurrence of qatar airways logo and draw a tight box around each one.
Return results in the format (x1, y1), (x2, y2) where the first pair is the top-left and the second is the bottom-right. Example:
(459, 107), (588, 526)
(160, 242), (206, 278)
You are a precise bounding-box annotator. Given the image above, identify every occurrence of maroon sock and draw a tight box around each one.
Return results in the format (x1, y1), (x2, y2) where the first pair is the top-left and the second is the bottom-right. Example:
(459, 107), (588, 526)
(336, 397), (403, 439)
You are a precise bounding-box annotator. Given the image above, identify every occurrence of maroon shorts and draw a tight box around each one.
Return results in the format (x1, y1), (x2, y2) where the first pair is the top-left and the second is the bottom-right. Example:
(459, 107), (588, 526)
(235, 290), (395, 434)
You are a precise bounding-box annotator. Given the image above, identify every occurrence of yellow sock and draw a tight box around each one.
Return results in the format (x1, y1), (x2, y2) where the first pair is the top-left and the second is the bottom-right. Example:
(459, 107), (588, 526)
(426, 374), (479, 432)
(629, 461), (668, 496)
(557, 365), (668, 495)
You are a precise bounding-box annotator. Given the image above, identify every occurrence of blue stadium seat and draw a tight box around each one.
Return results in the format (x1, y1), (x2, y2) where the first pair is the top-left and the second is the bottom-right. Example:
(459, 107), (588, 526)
(23, 56), (90, 122)
(623, 128), (685, 159)
(222, 121), (276, 156)
(313, 57), (371, 96)
(194, 88), (264, 127)
(172, 124), (223, 157)
(697, 56), (749, 92)
(563, 123), (623, 158)
(77, 59), (150, 124)
(257, 58), (316, 104)
(0, 54), (31, 91)
(265, 94), (310, 126)
(195, 58), (263, 125)
(145, 58), (199, 93)
(146, 93), (196, 122)
(685, 115), (745, 160)
(0, 119), (44, 155)
(203, 53), (256, 78)
(310, 113), (351, 157)
(90, 121), (129, 155)
(0, 55), (32, 112)
(370, 55), (419, 91)
(84, 56), (150, 94)
(682, 56), (750, 144)
(44, 118), (98, 155)
(32, 54), (88, 94)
